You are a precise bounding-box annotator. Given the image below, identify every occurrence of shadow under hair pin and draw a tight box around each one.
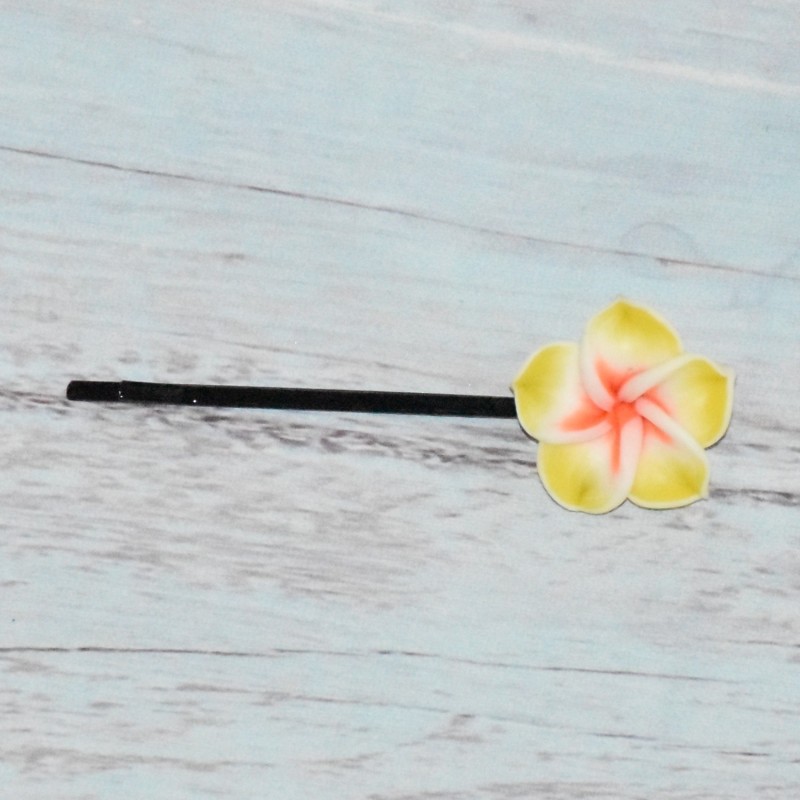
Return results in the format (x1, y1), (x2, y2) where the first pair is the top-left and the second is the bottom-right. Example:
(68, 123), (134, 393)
(67, 299), (734, 514)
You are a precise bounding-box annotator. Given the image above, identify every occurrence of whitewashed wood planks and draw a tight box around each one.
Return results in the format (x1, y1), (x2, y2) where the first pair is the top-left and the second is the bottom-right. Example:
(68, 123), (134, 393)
(1, 1), (799, 798)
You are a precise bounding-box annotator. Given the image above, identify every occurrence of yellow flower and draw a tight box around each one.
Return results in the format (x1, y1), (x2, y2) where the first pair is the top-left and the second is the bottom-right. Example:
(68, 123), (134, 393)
(512, 299), (734, 514)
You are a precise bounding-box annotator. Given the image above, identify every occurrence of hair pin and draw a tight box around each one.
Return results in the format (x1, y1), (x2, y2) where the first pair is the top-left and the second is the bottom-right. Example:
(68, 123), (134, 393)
(67, 299), (734, 514)
(65, 380), (516, 418)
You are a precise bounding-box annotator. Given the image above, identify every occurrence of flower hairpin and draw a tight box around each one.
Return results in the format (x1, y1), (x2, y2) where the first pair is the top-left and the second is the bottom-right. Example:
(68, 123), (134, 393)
(67, 299), (733, 514)
(512, 299), (734, 513)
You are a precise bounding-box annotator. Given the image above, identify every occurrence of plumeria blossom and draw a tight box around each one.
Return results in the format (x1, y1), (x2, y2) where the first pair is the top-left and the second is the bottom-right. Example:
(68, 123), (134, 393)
(512, 299), (734, 514)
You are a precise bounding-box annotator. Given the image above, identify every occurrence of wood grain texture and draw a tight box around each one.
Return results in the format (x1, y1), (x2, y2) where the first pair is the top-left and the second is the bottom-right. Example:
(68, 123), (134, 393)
(1, 2), (799, 798)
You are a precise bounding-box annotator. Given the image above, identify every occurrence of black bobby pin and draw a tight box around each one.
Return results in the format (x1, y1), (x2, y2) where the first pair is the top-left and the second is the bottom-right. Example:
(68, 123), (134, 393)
(66, 380), (517, 419)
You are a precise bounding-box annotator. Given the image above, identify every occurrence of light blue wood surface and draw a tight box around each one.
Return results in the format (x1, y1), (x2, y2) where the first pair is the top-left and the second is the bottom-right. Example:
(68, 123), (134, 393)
(1, 2), (799, 798)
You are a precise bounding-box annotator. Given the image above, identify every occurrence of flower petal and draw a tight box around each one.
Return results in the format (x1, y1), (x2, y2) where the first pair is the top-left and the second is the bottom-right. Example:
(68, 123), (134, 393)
(629, 397), (709, 509)
(580, 299), (683, 409)
(649, 356), (734, 448)
(513, 342), (611, 443)
(617, 354), (695, 402)
(537, 416), (643, 513)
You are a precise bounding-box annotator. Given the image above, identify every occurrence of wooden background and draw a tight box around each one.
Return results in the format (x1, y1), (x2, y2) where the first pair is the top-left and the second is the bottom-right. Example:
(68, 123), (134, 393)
(2, 2), (799, 797)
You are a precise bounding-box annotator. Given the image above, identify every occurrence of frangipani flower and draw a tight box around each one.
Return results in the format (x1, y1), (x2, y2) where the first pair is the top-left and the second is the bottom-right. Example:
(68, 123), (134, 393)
(512, 299), (734, 514)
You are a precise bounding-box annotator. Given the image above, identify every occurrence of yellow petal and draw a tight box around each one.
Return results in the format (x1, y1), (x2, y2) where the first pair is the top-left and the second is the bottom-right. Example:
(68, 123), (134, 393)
(537, 417), (643, 513)
(651, 356), (734, 448)
(513, 342), (611, 443)
(629, 398), (709, 509)
(581, 299), (683, 409)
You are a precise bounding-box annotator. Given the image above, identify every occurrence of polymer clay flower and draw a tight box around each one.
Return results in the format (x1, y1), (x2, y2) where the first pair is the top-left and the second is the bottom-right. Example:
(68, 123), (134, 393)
(512, 299), (734, 513)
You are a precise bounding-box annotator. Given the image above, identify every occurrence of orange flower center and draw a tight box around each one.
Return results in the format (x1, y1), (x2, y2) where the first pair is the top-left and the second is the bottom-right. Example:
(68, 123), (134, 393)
(559, 359), (673, 473)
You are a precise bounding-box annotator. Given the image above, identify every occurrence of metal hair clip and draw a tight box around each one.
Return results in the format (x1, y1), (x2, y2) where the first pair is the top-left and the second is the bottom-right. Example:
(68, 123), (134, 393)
(68, 299), (733, 514)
